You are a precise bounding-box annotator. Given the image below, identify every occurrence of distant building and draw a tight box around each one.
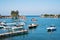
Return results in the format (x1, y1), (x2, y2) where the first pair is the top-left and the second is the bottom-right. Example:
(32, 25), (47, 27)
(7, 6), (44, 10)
(57, 14), (60, 18)
(11, 10), (19, 19)
(40, 14), (60, 18)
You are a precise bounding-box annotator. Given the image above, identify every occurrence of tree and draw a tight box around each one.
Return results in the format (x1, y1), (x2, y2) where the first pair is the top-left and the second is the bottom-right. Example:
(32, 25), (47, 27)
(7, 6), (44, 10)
(44, 14), (49, 17)
(11, 10), (19, 19)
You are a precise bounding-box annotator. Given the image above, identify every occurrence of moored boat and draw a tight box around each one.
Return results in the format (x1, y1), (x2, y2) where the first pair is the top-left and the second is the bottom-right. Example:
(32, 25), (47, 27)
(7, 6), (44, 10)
(19, 22), (25, 26)
(0, 26), (5, 29)
(0, 22), (6, 26)
(47, 25), (56, 32)
(31, 18), (37, 22)
(6, 22), (16, 26)
(28, 24), (38, 29)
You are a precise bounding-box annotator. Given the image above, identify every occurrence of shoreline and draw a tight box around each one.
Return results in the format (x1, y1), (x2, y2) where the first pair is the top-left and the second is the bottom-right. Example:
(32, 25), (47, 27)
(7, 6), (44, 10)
(0, 15), (60, 18)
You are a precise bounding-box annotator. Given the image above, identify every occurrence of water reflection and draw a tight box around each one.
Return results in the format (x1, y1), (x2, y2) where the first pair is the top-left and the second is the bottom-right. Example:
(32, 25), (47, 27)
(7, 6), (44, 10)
(47, 29), (56, 33)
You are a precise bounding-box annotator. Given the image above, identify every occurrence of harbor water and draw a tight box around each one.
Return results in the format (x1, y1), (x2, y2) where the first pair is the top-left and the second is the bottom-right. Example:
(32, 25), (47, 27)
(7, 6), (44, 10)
(0, 16), (60, 40)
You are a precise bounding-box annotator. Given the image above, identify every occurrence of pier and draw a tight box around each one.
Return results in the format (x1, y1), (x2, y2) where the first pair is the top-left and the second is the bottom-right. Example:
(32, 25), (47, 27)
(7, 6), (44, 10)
(0, 30), (28, 38)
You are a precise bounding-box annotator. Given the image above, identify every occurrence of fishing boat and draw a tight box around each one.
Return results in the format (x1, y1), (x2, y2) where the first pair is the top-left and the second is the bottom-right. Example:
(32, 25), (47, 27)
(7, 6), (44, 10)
(28, 24), (38, 29)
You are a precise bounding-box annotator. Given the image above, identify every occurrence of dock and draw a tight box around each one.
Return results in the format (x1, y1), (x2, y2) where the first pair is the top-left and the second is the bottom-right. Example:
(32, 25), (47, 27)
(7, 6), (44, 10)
(0, 30), (28, 38)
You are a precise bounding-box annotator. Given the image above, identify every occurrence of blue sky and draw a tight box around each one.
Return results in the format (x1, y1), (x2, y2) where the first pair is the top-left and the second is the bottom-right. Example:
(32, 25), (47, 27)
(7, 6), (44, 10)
(0, 0), (60, 15)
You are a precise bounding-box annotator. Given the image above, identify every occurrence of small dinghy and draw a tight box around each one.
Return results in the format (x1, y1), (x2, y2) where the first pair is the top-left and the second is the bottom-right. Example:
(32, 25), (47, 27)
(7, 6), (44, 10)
(19, 22), (25, 26)
(47, 25), (56, 32)
(0, 22), (6, 26)
(28, 24), (38, 29)
(31, 18), (37, 22)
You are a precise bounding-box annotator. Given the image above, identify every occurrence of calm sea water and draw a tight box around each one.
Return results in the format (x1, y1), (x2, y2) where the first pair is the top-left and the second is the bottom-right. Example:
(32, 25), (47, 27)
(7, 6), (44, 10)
(0, 16), (60, 40)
